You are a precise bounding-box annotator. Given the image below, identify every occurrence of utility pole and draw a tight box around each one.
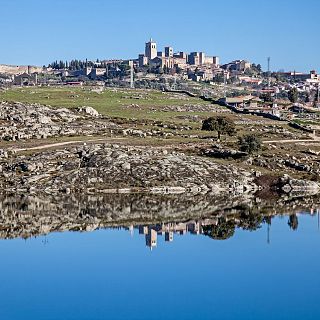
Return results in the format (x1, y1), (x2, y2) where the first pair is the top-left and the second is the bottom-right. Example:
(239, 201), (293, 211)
(223, 71), (227, 98)
(129, 60), (134, 89)
(265, 216), (271, 245)
(267, 57), (271, 88)
(172, 75), (177, 90)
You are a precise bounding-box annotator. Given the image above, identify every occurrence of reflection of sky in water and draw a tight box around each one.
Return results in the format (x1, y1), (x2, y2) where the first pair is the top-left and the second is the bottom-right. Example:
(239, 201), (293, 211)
(0, 214), (319, 320)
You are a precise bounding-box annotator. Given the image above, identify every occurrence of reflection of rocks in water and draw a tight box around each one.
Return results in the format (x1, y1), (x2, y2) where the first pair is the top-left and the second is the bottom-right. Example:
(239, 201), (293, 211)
(0, 193), (319, 240)
(0, 192), (254, 239)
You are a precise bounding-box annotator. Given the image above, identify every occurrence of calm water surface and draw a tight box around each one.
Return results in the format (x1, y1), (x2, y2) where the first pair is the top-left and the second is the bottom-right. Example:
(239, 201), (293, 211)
(0, 206), (319, 319)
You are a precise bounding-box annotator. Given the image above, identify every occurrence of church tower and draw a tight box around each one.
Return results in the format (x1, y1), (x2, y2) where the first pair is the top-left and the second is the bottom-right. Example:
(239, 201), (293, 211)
(145, 38), (157, 60)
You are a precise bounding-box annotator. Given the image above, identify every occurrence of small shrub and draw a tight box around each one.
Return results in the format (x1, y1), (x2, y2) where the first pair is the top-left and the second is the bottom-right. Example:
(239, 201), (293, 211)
(238, 134), (262, 154)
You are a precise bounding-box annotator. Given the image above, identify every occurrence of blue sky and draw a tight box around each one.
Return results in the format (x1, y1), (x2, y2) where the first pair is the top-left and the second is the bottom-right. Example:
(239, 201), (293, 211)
(0, 0), (319, 72)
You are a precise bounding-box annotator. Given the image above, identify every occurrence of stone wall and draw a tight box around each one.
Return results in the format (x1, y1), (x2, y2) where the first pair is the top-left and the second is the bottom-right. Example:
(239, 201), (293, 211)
(0, 64), (42, 75)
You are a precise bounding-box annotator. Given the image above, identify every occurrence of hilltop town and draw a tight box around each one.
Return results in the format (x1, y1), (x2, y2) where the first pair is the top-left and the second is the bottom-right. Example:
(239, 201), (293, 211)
(1, 39), (319, 120)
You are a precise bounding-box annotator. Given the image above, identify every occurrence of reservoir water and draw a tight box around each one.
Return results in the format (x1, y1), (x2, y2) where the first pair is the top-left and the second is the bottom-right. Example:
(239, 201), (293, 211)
(0, 195), (319, 320)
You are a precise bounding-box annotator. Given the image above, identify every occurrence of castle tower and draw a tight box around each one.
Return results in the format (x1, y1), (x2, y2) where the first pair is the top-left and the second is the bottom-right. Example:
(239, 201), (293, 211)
(145, 38), (157, 60)
(165, 46), (173, 58)
(146, 229), (157, 249)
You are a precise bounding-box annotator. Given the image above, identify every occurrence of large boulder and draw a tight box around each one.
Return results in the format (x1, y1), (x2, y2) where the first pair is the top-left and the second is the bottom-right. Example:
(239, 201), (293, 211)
(78, 106), (100, 117)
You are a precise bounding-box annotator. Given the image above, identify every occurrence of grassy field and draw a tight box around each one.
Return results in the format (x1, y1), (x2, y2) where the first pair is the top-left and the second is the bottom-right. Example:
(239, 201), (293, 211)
(0, 85), (305, 141)
(0, 86), (218, 123)
(0, 86), (297, 132)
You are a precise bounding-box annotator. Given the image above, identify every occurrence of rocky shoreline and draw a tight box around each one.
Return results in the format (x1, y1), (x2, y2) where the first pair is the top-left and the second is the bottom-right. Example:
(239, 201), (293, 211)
(1, 143), (258, 194)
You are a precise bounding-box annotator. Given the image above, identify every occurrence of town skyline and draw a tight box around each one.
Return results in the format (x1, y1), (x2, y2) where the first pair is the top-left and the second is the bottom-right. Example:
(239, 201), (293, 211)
(1, 36), (318, 75)
(1, 0), (319, 72)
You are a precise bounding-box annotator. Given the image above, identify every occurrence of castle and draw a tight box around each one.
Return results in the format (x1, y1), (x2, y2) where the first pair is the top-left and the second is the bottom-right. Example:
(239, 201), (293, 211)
(138, 39), (219, 70)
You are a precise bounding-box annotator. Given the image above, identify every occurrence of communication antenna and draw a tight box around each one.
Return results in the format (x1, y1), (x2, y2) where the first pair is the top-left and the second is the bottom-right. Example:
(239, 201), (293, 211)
(267, 57), (271, 88)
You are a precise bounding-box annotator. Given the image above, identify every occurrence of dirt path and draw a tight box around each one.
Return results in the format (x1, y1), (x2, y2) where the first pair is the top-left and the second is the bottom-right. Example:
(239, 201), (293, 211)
(263, 133), (320, 144)
(13, 138), (125, 152)
(11, 133), (320, 153)
(11, 137), (211, 154)
(263, 139), (317, 144)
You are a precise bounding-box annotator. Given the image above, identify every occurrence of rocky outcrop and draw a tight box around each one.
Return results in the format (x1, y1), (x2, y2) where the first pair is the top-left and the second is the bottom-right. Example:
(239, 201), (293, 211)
(201, 146), (248, 159)
(0, 144), (258, 194)
(284, 159), (311, 172)
(244, 153), (320, 176)
(77, 106), (100, 117)
(0, 102), (119, 141)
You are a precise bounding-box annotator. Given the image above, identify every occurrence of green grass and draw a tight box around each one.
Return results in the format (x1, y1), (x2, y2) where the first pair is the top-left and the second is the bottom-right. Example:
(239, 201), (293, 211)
(293, 119), (319, 126)
(0, 86), (212, 121)
(0, 86), (304, 139)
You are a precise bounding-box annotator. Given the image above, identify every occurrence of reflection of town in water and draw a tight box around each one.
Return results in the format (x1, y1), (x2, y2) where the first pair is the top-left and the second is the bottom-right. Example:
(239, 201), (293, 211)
(126, 209), (320, 250)
(1, 194), (320, 244)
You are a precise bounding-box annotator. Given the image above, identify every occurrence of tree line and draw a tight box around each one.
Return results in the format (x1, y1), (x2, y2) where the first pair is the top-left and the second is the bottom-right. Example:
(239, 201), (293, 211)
(202, 213), (299, 241)
(48, 59), (108, 70)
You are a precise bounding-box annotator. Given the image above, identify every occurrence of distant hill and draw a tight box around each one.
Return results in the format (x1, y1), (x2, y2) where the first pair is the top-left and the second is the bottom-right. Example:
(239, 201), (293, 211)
(0, 64), (42, 75)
